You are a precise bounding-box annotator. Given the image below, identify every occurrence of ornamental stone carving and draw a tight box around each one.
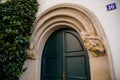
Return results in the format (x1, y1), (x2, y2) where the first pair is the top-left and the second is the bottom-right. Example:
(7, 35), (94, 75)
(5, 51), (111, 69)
(26, 42), (37, 60)
(80, 31), (105, 57)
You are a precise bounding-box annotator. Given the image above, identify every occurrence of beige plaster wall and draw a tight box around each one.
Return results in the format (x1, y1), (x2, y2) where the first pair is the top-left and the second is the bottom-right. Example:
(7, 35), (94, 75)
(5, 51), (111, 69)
(20, 60), (37, 80)
(89, 53), (111, 80)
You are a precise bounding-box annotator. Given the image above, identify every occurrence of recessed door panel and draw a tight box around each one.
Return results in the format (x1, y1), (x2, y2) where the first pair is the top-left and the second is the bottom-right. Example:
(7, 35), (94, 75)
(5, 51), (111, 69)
(44, 33), (59, 54)
(66, 56), (87, 79)
(44, 57), (58, 74)
(66, 56), (86, 76)
(64, 32), (83, 52)
(41, 31), (61, 80)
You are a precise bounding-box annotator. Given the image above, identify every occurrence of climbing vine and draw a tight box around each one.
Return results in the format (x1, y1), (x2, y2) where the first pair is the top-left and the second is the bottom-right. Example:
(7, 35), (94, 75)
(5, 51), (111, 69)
(0, 0), (38, 79)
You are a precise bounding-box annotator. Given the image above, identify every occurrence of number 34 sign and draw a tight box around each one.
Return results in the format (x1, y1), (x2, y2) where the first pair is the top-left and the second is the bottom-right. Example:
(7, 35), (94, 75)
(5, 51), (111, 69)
(106, 3), (117, 11)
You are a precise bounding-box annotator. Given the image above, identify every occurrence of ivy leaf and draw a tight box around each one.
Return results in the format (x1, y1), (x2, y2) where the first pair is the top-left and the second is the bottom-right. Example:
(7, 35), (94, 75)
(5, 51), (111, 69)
(3, 16), (10, 20)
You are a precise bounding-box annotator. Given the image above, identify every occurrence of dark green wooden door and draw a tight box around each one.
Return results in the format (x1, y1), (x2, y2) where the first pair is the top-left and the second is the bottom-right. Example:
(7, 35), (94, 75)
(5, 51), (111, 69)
(41, 29), (90, 80)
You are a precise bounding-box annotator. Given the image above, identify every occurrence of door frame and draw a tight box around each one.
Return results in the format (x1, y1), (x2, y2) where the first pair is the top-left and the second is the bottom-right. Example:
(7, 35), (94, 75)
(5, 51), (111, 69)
(21, 3), (115, 80)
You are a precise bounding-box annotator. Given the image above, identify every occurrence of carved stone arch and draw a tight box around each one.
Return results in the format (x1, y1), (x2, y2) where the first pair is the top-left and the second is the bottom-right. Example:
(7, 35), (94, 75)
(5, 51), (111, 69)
(23, 3), (114, 80)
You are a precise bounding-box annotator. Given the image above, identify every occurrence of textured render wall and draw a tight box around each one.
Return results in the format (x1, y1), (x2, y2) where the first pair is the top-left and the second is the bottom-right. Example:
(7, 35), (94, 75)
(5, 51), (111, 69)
(93, 1), (120, 80)
(37, 0), (120, 80)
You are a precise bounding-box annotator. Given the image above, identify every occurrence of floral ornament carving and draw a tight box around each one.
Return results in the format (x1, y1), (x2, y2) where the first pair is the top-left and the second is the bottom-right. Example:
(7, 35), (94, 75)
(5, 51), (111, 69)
(80, 31), (105, 57)
(26, 42), (37, 60)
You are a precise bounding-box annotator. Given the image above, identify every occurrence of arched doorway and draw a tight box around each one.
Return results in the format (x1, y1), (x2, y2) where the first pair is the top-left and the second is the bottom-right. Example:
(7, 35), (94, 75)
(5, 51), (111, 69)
(41, 28), (90, 80)
(21, 3), (114, 80)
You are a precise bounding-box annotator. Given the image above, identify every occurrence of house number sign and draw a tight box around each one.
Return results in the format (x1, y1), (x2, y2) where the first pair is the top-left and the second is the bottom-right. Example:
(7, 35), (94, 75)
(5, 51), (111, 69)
(106, 3), (117, 11)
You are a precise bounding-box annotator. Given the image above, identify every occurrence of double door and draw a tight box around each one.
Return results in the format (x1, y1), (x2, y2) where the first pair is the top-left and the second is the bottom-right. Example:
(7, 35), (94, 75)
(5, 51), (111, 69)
(41, 29), (90, 80)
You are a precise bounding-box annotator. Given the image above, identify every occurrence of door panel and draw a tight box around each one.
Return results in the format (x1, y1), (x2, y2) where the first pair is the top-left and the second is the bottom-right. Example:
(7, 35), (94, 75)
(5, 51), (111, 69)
(41, 29), (90, 80)
(64, 32), (83, 52)
(66, 56), (86, 77)
(41, 32), (61, 80)
(63, 30), (89, 80)
(66, 56), (87, 80)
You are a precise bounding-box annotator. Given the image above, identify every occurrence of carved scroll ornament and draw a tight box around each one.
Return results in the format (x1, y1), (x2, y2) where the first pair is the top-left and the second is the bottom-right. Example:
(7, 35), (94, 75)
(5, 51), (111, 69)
(26, 42), (37, 60)
(80, 31), (105, 57)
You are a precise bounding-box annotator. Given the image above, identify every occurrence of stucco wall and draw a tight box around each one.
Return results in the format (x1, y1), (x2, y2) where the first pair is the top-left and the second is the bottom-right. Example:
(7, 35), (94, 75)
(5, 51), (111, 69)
(37, 0), (120, 80)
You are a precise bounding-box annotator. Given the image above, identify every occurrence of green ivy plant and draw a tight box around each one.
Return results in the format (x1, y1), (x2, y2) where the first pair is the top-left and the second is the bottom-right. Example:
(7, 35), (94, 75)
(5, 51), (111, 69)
(0, 0), (38, 80)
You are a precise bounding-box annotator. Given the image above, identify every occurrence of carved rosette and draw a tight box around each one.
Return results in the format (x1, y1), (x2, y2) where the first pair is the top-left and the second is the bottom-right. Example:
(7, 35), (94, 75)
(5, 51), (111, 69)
(80, 31), (105, 57)
(26, 42), (37, 60)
